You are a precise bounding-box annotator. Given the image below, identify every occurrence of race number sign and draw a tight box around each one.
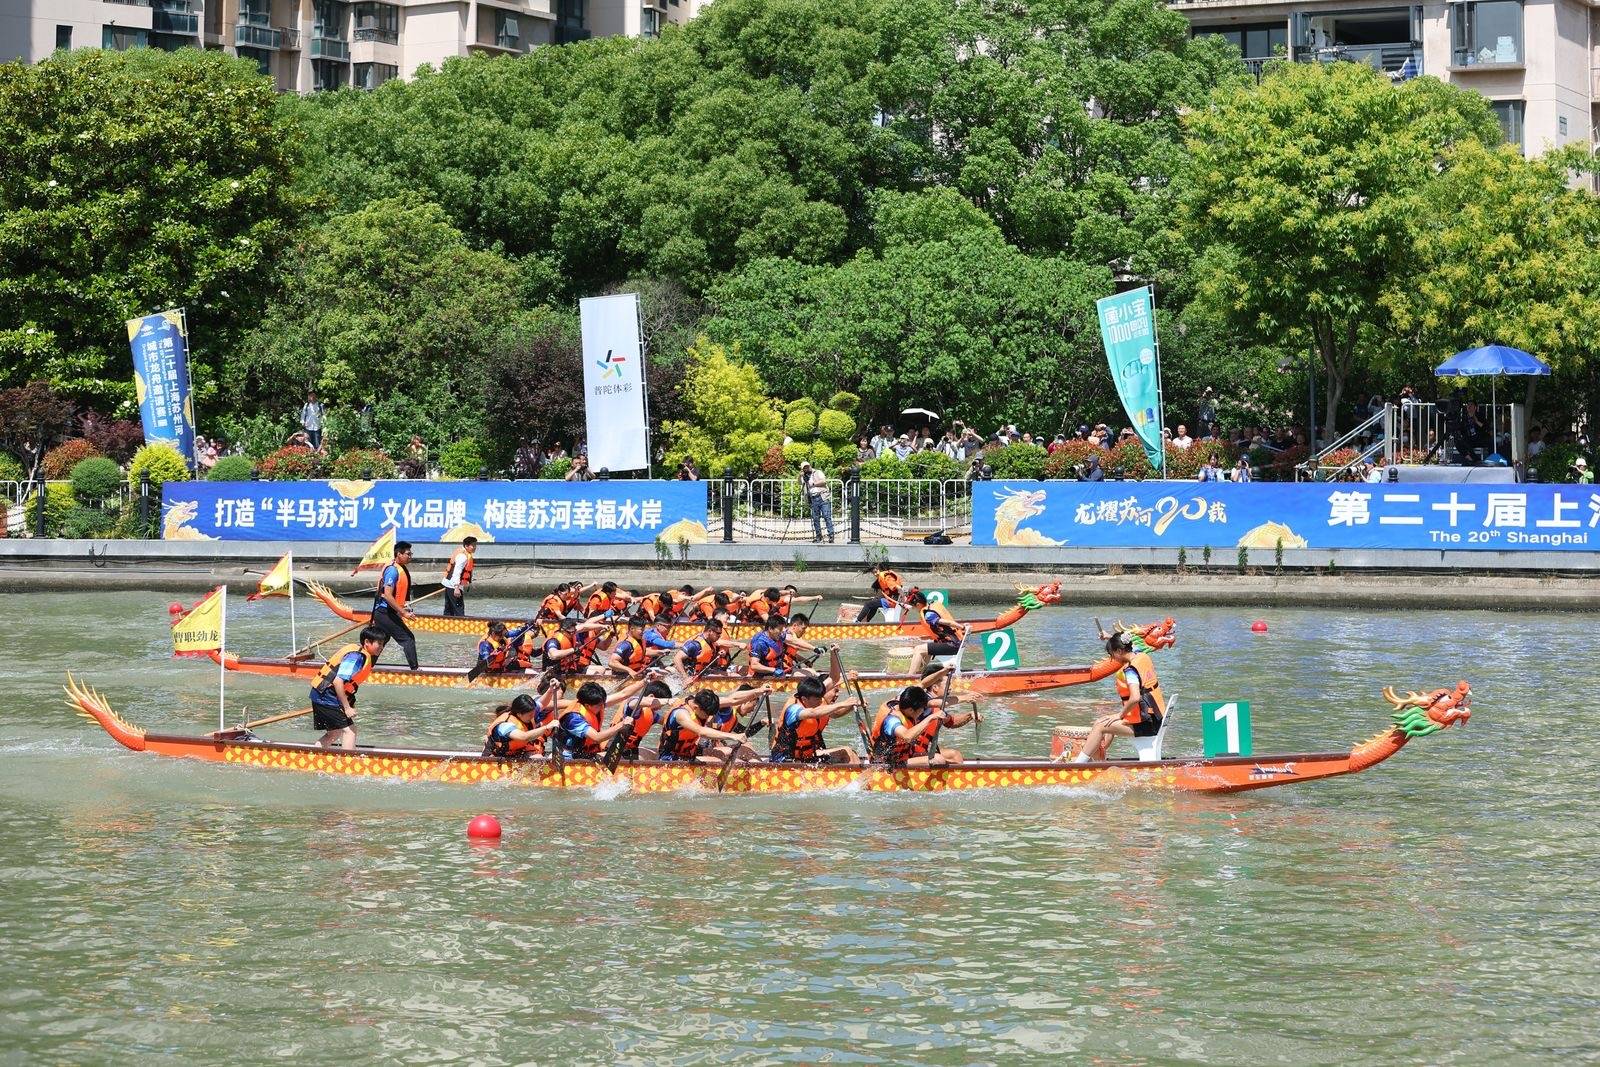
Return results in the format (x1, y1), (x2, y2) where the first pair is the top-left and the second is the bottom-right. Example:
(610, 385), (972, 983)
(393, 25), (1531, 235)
(923, 589), (951, 609)
(980, 627), (1019, 670)
(1201, 701), (1253, 757)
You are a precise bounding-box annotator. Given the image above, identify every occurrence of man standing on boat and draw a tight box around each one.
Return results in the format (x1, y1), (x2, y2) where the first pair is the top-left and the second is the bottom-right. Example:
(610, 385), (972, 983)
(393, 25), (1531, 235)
(441, 536), (477, 617)
(770, 674), (863, 765)
(1064, 632), (1166, 762)
(372, 541), (420, 670)
(309, 627), (386, 749)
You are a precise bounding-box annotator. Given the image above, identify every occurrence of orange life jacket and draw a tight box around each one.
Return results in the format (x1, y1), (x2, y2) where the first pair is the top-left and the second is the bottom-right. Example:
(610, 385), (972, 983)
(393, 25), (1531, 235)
(870, 700), (915, 764)
(617, 698), (662, 761)
(561, 589), (581, 612)
(312, 644), (374, 700)
(689, 595), (719, 621)
(507, 629), (541, 670)
(585, 592), (613, 617)
(612, 637), (649, 673)
(1115, 652), (1165, 724)
(656, 703), (703, 761)
(636, 593), (666, 622)
(444, 549), (474, 585)
(538, 592), (566, 620)
(665, 590), (692, 615)
(721, 590), (745, 616)
(480, 632), (510, 672)
(773, 701), (826, 762)
(483, 710), (535, 758)
(685, 633), (726, 673)
(558, 702), (604, 756)
(873, 570), (902, 598)
(375, 562), (410, 614)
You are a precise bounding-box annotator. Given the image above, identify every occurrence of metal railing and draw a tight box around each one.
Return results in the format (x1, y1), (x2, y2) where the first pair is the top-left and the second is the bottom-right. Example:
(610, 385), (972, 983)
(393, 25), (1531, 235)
(278, 27), (301, 50)
(235, 23), (282, 48)
(311, 36), (350, 60)
(353, 27), (399, 44)
(707, 478), (973, 543)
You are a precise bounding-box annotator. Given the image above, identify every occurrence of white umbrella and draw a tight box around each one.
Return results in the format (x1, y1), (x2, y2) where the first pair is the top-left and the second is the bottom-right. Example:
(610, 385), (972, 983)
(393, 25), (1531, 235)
(899, 407), (941, 422)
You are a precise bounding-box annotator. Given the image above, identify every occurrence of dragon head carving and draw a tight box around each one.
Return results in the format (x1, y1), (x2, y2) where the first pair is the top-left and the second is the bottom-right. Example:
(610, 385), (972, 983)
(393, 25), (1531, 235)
(1014, 581), (1062, 610)
(1382, 681), (1472, 737)
(1111, 617), (1177, 653)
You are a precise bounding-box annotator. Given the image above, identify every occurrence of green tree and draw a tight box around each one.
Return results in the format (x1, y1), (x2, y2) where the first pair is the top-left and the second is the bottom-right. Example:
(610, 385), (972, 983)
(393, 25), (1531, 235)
(0, 48), (302, 407)
(1180, 62), (1499, 440)
(663, 340), (782, 475)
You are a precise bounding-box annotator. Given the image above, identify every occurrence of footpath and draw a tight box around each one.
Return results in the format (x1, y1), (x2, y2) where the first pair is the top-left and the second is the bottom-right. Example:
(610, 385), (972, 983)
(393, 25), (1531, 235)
(1, 539), (1595, 610)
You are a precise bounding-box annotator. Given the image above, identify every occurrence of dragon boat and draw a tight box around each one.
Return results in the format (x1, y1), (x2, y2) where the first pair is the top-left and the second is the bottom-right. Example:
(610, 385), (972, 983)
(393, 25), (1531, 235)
(304, 581), (1064, 643)
(201, 649), (1156, 698)
(66, 678), (1471, 795)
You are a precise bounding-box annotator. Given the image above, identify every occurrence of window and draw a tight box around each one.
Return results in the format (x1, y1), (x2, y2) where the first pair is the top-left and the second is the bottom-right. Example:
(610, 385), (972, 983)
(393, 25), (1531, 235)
(313, 58), (349, 91)
(1489, 100), (1524, 148)
(314, 0), (346, 40)
(237, 47), (271, 76)
(101, 25), (148, 50)
(352, 2), (398, 43)
(239, 0), (270, 26)
(1196, 22), (1288, 59)
(1558, 115), (1568, 138)
(1452, 0), (1522, 66)
(496, 11), (521, 48)
(55, 25), (71, 50)
(353, 62), (397, 89)
(641, 7), (660, 37)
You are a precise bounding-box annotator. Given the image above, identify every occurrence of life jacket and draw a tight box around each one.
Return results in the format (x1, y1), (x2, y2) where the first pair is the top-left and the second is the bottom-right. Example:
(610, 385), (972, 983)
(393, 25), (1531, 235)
(561, 589), (581, 613)
(1115, 652), (1166, 724)
(684, 635), (727, 674)
(443, 549), (474, 586)
(555, 702), (604, 756)
(482, 710), (535, 758)
(665, 590), (692, 616)
(781, 633), (802, 673)
(506, 629), (541, 670)
(538, 592), (566, 619)
(870, 700), (913, 765)
(873, 570), (903, 600)
(478, 632), (510, 672)
(656, 703), (702, 761)
(585, 591), (614, 617)
(617, 698), (661, 761)
(747, 593), (792, 621)
(636, 593), (666, 622)
(721, 590), (746, 617)
(543, 631), (576, 670)
(922, 607), (958, 644)
(749, 632), (786, 675)
(311, 644), (374, 702)
(689, 595), (719, 622)
(612, 637), (649, 673)
(373, 562), (411, 614)
(772, 701), (826, 762)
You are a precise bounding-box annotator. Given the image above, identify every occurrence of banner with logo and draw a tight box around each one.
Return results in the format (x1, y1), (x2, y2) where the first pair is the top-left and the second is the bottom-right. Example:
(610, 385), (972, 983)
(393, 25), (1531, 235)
(580, 293), (648, 473)
(126, 309), (197, 466)
(161, 480), (709, 545)
(973, 481), (1600, 552)
(1096, 287), (1162, 468)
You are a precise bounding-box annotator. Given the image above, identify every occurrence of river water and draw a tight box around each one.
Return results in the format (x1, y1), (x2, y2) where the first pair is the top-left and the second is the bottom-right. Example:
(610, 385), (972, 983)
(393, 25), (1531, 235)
(2, 589), (1595, 1064)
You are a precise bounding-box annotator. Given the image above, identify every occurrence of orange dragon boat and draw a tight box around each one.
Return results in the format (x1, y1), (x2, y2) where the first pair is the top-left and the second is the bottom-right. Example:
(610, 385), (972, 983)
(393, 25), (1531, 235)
(304, 581), (1064, 643)
(65, 678), (1471, 795)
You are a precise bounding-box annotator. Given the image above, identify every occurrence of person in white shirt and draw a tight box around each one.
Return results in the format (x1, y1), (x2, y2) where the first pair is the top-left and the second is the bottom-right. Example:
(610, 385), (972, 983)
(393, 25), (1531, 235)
(800, 462), (834, 543)
(300, 391), (325, 452)
(1231, 457), (1253, 483)
(441, 536), (478, 616)
(1171, 425), (1193, 450)
(1196, 456), (1224, 482)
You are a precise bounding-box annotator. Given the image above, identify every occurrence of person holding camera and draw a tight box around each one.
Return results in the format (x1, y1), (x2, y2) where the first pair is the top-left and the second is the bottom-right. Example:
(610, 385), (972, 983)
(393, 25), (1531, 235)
(800, 461), (834, 543)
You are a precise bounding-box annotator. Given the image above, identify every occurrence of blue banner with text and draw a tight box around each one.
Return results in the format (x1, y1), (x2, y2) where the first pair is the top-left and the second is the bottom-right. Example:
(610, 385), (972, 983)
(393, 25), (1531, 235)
(161, 480), (710, 544)
(972, 481), (1599, 552)
(126, 309), (197, 466)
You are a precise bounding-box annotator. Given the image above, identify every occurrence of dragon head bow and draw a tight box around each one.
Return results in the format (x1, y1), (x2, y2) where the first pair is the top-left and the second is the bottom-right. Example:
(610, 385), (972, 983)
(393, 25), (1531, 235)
(1382, 681), (1472, 737)
(1109, 617), (1177, 653)
(1014, 581), (1062, 611)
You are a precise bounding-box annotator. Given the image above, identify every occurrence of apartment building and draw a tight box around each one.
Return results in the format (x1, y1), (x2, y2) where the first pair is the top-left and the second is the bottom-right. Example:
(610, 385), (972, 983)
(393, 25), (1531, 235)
(1170, 0), (1600, 157)
(0, 0), (711, 91)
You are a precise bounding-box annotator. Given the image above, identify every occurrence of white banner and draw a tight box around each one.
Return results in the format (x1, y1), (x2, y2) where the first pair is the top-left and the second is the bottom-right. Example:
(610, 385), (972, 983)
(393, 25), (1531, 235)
(580, 293), (649, 473)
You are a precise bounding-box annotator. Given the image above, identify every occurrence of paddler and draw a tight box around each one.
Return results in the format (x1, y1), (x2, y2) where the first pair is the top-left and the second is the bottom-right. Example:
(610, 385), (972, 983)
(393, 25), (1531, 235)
(746, 615), (792, 678)
(482, 693), (558, 759)
(542, 617), (611, 674)
(441, 536), (477, 617)
(604, 679), (675, 762)
(606, 617), (668, 678)
(855, 565), (905, 622)
(371, 540), (419, 670)
(1062, 632), (1166, 763)
(636, 585), (712, 623)
(656, 687), (767, 764)
(466, 618), (541, 682)
(905, 589), (966, 677)
(553, 679), (650, 760)
(770, 673), (863, 765)
(870, 679), (978, 768)
(308, 626), (385, 749)
(583, 581), (632, 619)
(780, 614), (825, 674)
(671, 618), (742, 677)
(743, 585), (822, 622)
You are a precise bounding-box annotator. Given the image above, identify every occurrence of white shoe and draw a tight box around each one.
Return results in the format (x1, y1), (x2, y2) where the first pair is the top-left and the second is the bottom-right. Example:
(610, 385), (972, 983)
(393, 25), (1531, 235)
(1070, 751), (1090, 764)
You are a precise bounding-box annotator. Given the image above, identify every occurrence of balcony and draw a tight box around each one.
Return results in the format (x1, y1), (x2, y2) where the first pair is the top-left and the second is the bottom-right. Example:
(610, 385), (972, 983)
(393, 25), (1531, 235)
(352, 27), (399, 44)
(310, 36), (351, 60)
(235, 23), (281, 49)
(152, 6), (200, 35)
(279, 27), (300, 50)
(1299, 43), (1421, 78)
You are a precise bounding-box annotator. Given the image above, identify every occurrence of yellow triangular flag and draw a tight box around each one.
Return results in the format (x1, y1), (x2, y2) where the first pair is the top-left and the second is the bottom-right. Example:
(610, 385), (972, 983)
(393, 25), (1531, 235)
(172, 586), (226, 658)
(250, 552), (292, 600)
(352, 526), (396, 575)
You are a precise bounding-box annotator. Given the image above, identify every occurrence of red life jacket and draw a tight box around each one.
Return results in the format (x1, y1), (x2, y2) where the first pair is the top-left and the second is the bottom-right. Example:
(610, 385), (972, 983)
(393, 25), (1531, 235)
(538, 592), (566, 619)
(686, 634), (726, 673)
(773, 701), (826, 762)
(656, 704), (702, 761)
(483, 710), (535, 758)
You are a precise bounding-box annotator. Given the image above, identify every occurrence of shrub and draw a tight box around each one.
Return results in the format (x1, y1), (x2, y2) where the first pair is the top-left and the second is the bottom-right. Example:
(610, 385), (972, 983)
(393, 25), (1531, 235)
(816, 408), (856, 445)
(781, 441), (812, 469)
(783, 397), (819, 416)
(258, 446), (323, 481)
(213, 412), (296, 461)
(329, 448), (397, 480)
(1532, 443), (1586, 484)
(986, 442), (1049, 479)
(783, 408), (817, 441)
(810, 441), (842, 469)
(25, 482), (75, 536)
(62, 504), (113, 539)
(859, 454), (911, 480)
(906, 449), (962, 482)
(208, 454), (256, 481)
(70, 457), (123, 503)
(757, 443), (789, 476)
(321, 407), (370, 454)
(827, 391), (860, 415)
(539, 457), (572, 480)
(439, 437), (485, 479)
(0, 453), (22, 485)
(1042, 440), (1106, 479)
(1108, 439), (1155, 480)
(127, 443), (191, 489)
(1169, 439), (1235, 479)
(79, 416), (146, 463)
(43, 438), (102, 480)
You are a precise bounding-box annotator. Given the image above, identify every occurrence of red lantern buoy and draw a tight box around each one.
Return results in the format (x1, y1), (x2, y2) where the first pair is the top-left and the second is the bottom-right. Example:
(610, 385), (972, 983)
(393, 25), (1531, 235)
(466, 814), (502, 841)
(1250, 620), (1268, 634)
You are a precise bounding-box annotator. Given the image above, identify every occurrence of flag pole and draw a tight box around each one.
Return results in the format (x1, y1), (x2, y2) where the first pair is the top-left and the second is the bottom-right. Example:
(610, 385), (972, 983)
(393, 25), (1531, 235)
(288, 553), (298, 655)
(1149, 285), (1168, 481)
(218, 585), (228, 733)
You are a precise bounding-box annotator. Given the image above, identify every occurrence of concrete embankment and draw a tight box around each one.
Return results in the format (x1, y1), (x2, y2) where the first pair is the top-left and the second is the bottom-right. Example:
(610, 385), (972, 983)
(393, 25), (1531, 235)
(1, 539), (1595, 610)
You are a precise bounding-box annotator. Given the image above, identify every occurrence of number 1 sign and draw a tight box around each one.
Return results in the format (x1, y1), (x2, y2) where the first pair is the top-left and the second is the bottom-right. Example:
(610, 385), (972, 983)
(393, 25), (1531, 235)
(1200, 701), (1253, 757)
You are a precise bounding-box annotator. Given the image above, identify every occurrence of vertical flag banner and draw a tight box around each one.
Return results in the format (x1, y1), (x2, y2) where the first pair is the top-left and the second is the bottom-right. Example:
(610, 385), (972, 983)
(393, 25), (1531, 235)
(580, 293), (649, 473)
(1096, 286), (1164, 469)
(352, 525), (397, 574)
(126, 309), (197, 466)
(250, 551), (297, 654)
(171, 586), (226, 657)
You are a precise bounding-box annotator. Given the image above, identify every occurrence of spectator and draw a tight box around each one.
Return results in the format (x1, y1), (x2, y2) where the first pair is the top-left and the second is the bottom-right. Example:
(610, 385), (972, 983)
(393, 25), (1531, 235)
(1084, 454), (1105, 482)
(1171, 424), (1193, 450)
(855, 437), (876, 464)
(960, 427), (982, 458)
(286, 430), (311, 449)
(870, 425), (896, 458)
(513, 441), (544, 478)
(1197, 387), (1217, 439)
(407, 435), (429, 477)
(800, 460), (834, 543)
(1197, 455), (1224, 482)
(547, 442), (568, 462)
(1399, 384), (1417, 410)
(1021, 432), (1035, 446)
(1231, 456), (1252, 483)
(565, 456), (593, 482)
(893, 435), (912, 461)
(675, 458), (700, 481)
(1048, 433), (1066, 454)
(940, 431), (962, 461)
(1573, 458), (1593, 484)
(299, 391), (325, 452)
(196, 436), (219, 472)
(1527, 426), (1545, 458)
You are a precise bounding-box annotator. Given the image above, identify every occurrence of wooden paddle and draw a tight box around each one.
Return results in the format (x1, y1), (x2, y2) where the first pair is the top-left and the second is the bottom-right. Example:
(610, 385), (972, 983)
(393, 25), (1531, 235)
(290, 586), (445, 661)
(716, 692), (771, 793)
(216, 705), (313, 735)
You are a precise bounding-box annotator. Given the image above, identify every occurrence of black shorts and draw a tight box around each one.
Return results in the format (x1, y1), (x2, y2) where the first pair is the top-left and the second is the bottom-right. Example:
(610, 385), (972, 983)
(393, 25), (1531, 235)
(1131, 712), (1162, 738)
(927, 641), (961, 657)
(311, 700), (353, 731)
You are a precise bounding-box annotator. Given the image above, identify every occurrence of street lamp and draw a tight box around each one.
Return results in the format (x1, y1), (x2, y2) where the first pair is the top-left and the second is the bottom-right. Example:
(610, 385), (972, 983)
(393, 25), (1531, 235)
(1278, 347), (1318, 452)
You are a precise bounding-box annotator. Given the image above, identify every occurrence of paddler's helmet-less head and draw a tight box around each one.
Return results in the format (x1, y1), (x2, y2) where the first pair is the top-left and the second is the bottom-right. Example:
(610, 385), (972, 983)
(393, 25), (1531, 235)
(576, 682), (608, 708)
(1106, 632), (1134, 661)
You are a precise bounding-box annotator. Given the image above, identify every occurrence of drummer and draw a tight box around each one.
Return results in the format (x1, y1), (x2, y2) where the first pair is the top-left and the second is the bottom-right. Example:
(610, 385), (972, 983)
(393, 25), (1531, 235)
(1061, 632), (1166, 762)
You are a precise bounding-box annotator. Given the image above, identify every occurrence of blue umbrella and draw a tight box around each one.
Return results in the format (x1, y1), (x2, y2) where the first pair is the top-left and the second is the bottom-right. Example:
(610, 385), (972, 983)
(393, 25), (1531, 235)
(1433, 345), (1551, 377)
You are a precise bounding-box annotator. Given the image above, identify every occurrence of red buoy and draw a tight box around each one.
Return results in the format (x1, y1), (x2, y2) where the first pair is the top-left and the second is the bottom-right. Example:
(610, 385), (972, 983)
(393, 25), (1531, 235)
(1251, 620), (1268, 634)
(466, 814), (502, 841)
(168, 602), (185, 616)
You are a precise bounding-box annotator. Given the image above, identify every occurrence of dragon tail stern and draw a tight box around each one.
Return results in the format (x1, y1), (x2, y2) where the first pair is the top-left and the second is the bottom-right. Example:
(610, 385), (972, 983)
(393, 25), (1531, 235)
(307, 581), (363, 623)
(65, 674), (146, 752)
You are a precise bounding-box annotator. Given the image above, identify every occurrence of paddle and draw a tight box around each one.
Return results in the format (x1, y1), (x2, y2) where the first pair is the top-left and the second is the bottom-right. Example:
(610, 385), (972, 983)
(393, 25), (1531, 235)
(220, 704), (312, 734)
(716, 692), (770, 793)
(677, 645), (743, 696)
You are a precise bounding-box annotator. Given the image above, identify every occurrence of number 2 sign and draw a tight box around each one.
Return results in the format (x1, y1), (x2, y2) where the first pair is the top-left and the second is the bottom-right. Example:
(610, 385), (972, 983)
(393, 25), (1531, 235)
(980, 628), (1019, 670)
